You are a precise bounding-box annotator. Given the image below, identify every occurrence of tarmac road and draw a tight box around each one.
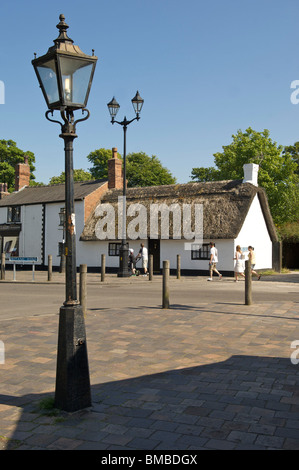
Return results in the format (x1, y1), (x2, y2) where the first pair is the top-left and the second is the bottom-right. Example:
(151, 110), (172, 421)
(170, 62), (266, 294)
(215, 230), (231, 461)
(0, 272), (298, 320)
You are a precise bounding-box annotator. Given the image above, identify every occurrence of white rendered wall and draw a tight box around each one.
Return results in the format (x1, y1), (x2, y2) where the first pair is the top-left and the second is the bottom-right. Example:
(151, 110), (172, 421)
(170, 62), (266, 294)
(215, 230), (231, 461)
(0, 207), (6, 224)
(77, 239), (144, 268)
(0, 205), (42, 261)
(160, 239), (235, 271)
(20, 205), (43, 261)
(234, 194), (272, 269)
(45, 202), (64, 266)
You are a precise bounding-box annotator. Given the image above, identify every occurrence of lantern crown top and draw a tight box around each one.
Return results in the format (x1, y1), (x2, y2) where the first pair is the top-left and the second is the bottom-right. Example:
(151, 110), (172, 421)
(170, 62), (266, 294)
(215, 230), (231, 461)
(54, 14), (74, 45)
(33, 14), (98, 60)
(41, 14), (95, 59)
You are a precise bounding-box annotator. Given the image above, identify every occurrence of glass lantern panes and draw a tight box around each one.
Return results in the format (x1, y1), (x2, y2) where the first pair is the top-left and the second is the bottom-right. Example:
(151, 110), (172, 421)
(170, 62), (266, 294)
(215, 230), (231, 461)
(36, 59), (59, 106)
(59, 57), (94, 107)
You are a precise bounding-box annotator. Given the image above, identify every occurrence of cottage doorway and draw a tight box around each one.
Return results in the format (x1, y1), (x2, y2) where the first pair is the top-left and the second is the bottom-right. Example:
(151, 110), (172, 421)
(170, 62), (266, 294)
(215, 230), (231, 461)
(148, 239), (160, 273)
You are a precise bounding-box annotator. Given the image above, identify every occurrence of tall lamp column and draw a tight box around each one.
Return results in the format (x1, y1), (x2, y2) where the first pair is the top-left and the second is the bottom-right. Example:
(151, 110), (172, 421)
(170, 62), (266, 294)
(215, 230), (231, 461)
(32, 15), (97, 412)
(107, 92), (144, 277)
(58, 207), (66, 274)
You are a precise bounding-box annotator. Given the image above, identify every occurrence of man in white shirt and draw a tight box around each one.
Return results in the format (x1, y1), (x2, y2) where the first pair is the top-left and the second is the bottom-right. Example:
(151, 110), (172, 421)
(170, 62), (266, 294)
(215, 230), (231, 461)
(137, 243), (148, 276)
(208, 242), (222, 281)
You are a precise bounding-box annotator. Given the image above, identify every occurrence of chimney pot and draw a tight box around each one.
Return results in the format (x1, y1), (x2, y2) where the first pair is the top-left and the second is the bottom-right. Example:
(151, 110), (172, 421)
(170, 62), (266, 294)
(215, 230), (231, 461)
(243, 163), (259, 187)
(0, 182), (10, 199)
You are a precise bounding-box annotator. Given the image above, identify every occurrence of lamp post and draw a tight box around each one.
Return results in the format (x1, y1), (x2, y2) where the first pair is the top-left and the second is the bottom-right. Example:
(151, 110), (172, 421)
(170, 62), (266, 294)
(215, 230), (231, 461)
(107, 91), (144, 277)
(32, 14), (97, 412)
(58, 207), (66, 273)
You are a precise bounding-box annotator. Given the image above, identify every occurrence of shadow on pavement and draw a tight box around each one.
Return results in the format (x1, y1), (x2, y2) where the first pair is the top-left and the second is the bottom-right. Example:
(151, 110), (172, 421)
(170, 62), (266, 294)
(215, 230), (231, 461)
(1, 355), (298, 450)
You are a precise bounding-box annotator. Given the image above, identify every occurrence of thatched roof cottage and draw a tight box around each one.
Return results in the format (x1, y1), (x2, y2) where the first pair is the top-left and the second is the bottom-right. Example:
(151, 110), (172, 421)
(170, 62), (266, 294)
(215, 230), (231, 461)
(0, 153), (280, 275)
(80, 160), (279, 274)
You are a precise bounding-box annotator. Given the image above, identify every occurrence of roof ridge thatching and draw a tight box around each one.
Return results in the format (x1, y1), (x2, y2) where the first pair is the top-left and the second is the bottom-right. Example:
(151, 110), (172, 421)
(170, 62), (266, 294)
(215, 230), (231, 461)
(101, 179), (247, 202)
(81, 179), (278, 242)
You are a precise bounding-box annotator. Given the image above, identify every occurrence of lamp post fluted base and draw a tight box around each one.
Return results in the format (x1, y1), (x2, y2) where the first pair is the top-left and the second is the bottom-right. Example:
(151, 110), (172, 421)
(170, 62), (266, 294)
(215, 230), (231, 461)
(117, 243), (130, 277)
(54, 303), (91, 412)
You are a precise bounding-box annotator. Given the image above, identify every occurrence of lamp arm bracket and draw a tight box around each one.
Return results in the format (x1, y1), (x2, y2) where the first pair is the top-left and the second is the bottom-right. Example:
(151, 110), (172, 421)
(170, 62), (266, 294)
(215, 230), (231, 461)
(45, 108), (90, 135)
(112, 116), (139, 127)
(74, 108), (90, 126)
(45, 110), (64, 130)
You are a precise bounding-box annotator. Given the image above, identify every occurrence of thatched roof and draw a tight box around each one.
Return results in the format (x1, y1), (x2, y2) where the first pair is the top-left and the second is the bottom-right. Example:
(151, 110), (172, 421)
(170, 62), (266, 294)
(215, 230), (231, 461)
(80, 180), (278, 242)
(0, 180), (107, 206)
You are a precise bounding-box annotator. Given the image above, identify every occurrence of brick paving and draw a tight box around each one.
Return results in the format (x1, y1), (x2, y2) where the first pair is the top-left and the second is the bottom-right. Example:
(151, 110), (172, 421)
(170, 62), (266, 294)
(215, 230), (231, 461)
(0, 273), (299, 450)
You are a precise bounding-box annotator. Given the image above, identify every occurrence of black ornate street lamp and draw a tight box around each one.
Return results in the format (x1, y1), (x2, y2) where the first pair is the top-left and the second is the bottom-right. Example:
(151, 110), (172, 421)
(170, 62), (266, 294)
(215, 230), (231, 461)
(32, 14), (97, 412)
(107, 91), (144, 277)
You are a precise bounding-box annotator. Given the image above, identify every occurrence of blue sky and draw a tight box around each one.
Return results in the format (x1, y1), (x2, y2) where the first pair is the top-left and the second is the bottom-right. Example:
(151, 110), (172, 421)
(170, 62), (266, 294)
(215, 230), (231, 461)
(1, 0), (299, 184)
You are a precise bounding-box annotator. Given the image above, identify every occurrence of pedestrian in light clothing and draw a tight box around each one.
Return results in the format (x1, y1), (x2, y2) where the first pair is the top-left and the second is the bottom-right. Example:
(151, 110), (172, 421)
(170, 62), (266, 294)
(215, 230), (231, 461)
(248, 246), (261, 280)
(129, 248), (136, 275)
(234, 245), (245, 282)
(137, 243), (148, 276)
(207, 242), (222, 281)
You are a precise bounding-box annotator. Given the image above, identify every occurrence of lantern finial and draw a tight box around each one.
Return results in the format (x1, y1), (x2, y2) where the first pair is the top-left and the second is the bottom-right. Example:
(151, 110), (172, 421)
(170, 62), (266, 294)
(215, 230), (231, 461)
(54, 14), (74, 45)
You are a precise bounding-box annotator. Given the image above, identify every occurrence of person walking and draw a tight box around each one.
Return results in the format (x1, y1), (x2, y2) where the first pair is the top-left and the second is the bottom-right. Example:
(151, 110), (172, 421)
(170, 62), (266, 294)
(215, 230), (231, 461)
(207, 242), (222, 281)
(137, 243), (148, 276)
(248, 246), (261, 280)
(234, 245), (245, 282)
(129, 248), (136, 275)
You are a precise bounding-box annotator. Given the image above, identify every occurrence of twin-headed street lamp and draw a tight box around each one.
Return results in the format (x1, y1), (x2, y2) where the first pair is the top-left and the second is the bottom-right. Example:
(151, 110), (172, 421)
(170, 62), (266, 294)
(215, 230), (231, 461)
(32, 14), (97, 412)
(107, 92), (144, 277)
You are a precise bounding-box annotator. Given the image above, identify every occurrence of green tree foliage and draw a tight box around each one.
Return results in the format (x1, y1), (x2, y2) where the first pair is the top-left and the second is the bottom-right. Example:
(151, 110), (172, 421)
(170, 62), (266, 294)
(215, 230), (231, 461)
(126, 152), (176, 187)
(278, 221), (299, 242)
(87, 148), (121, 180)
(283, 142), (299, 175)
(191, 127), (299, 225)
(190, 166), (222, 182)
(49, 169), (92, 185)
(29, 180), (45, 187)
(0, 139), (36, 191)
(87, 148), (176, 187)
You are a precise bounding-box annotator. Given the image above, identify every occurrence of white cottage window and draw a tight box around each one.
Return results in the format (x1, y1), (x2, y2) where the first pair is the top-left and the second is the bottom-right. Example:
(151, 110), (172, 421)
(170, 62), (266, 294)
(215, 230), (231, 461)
(108, 242), (121, 256)
(7, 206), (21, 223)
(191, 243), (210, 260)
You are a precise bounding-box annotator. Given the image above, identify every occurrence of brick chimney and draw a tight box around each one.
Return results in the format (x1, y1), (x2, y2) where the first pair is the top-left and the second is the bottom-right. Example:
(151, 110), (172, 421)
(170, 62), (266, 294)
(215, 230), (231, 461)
(108, 147), (123, 189)
(15, 155), (30, 191)
(0, 182), (9, 199)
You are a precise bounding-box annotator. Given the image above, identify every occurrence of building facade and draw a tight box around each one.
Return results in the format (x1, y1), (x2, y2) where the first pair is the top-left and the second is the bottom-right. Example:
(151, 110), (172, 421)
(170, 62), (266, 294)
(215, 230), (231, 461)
(0, 154), (280, 275)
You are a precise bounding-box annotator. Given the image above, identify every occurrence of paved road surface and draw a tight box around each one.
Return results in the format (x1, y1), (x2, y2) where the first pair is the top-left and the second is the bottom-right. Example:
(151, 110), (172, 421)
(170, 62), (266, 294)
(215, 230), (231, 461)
(0, 271), (298, 450)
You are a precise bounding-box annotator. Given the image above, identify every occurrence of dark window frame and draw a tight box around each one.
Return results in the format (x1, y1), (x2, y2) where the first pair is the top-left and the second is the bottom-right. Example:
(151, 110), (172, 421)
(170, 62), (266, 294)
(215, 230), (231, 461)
(7, 206), (21, 223)
(191, 243), (210, 260)
(108, 242), (121, 256)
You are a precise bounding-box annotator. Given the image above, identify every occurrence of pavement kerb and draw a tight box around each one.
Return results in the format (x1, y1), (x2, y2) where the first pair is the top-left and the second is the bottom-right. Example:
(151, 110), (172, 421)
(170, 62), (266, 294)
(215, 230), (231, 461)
(0, 272), (298, 285)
